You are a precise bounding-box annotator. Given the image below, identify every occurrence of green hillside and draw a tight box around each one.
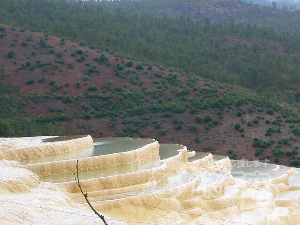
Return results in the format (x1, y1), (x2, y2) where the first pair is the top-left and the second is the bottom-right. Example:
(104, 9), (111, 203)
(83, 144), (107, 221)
(1, 0), (300, 166)
(1, 0), (300, 92)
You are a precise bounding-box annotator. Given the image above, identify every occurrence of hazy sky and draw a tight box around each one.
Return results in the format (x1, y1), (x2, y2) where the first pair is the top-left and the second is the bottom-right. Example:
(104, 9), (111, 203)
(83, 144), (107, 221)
(246, 0), (300, 9)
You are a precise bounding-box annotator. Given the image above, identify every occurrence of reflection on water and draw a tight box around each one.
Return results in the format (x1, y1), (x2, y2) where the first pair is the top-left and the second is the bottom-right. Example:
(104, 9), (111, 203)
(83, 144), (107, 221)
(20, 138), (155, 165)
(21, 138), (300, 202)
(231, 159), (285, 182)
(213, 155), (228, 161)
(188, 152), (209, 162)
(159, 143), (185, 160)
(93, 137), (154, 155)
(41, 143), (183, 183)
(39, 142), (184, 183)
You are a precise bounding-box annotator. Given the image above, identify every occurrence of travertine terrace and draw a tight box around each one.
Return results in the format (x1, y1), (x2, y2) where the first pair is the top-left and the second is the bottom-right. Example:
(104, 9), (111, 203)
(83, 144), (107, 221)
(0, 136), (300, 225)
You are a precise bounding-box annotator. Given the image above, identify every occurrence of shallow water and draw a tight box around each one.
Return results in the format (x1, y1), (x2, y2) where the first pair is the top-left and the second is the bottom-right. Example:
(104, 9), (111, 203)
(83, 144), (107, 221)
(159, 143), (185, 160)
(231, 159), (285, 182)
(5, 136), (300, 225)
(39, 143), (182, 182)
(21, 138), (300, 201)
(20, 138), (155, 165)
(188, 152), (209, 162)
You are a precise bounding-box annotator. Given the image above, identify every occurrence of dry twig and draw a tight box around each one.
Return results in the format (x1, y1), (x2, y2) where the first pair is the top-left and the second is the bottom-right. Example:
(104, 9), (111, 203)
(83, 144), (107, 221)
(73, 160), (108, 225)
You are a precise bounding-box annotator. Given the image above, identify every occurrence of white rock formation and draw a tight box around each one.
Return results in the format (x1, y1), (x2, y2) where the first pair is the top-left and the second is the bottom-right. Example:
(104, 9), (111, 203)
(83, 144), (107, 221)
(0, 136), (300, 225)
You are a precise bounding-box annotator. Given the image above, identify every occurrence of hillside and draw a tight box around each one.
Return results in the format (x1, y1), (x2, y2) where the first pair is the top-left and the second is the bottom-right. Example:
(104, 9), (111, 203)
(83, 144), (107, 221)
(1, 24), (300, 167)
(101, 0), (300, 34)
(2, 0), (300, 93)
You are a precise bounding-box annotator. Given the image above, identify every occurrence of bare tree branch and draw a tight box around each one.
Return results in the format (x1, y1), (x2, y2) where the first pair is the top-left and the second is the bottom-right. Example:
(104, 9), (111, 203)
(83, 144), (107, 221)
(73, 160), (108, 225)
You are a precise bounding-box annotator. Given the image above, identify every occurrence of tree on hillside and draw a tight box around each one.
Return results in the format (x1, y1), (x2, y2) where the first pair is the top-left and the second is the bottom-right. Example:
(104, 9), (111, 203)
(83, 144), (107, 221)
(0, 120), (10, 137)
(7, 50), (15, 58)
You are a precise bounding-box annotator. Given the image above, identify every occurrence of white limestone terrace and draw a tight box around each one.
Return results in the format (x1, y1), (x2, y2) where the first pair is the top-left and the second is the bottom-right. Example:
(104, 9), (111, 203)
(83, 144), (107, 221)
(0, 136), (58, 149)
(0, 135), (94, 161)
(1, 136), (300, 225)
(0, 136), (126, 225)
(0, 136), (84, 149)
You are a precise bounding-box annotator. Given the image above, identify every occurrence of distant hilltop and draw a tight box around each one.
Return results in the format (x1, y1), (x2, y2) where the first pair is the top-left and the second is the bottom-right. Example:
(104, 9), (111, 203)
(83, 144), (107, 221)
(245, 0), (300, 10)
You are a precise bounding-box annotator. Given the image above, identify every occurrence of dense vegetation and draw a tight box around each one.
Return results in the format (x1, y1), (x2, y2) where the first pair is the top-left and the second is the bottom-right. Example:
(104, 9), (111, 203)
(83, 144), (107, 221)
(0, 80), (60, 137)
(1, 0), (300, 94)
(1, 0), (300, 166)
(100, 0), (300, 35)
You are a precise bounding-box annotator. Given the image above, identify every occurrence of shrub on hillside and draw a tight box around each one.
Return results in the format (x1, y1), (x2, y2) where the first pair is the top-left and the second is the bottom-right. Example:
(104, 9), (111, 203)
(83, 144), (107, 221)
(136, 63), (144, 70)
(234, 123), (241, 130)
(195, 115), (202, 123)
(7, 50), (15, 58)
(25, 78), (34, 85)
(204, 114), (212, 122)
(190, 124), (198, 133)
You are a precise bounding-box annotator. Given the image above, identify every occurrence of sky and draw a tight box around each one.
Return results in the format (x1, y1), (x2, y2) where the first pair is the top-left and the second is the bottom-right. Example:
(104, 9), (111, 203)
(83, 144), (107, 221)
(245, 0), (300, 9)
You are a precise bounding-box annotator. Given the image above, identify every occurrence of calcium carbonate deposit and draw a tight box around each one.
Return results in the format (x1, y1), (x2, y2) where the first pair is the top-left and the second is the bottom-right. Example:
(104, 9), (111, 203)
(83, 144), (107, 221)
(1, 135), (300, 225)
